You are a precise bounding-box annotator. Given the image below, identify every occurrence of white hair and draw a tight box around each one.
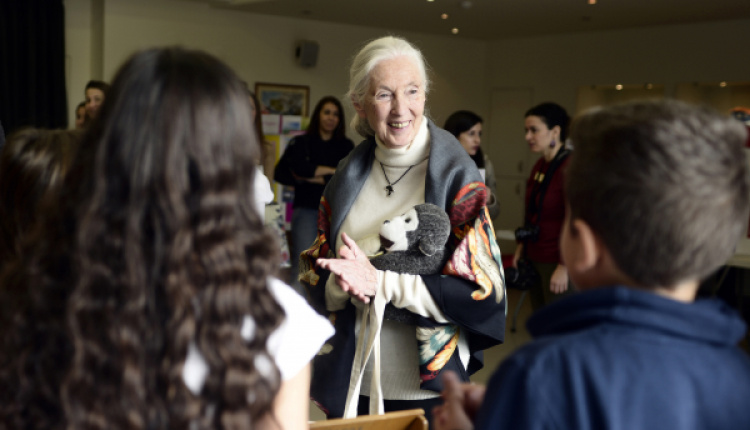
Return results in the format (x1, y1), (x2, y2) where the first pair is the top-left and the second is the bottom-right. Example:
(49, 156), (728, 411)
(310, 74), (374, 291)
(347, 36), (430, 137)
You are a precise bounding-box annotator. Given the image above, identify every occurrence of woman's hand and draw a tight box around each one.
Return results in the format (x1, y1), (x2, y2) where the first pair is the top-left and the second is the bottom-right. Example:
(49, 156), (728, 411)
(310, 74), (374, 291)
(550, 264), (569, 294)
(291, 172), (325, 184)
(316, 232), (378, 303)
(314, 166), (336, 177)
(512, 244), (523, 268)
(432, 370), (484, 430)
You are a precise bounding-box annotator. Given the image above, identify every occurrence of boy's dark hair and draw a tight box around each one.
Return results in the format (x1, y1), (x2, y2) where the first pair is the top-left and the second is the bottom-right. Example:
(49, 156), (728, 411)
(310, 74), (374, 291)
(525, 102), (570, 141)
(567, 99), (750, 287)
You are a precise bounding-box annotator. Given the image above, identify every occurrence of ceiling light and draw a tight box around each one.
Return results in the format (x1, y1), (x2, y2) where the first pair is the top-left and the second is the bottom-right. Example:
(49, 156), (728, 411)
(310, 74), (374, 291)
(588, 0), (597, 4)
(452, 28), (459, 34)
(615, 84), (623, 90)
(441, 13), (448, 19)
(720, 81), (728, 87)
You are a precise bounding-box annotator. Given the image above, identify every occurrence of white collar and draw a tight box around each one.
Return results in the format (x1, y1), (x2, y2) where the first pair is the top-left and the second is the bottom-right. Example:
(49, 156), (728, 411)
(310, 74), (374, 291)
(374, 118), (430, 167)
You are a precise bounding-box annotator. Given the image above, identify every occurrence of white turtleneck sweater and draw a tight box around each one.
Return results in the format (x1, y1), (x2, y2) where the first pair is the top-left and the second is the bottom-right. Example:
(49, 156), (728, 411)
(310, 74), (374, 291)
(325, 119), (469, 403)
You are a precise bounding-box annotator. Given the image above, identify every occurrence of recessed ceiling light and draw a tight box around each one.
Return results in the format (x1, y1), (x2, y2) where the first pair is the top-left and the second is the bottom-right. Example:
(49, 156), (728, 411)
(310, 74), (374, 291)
(441, 13), (448, 19)
(720, 81), (728, 87)
(452, 28), (459, 34)
(588, 0), (597, 4)
(615, 84), (623, 90)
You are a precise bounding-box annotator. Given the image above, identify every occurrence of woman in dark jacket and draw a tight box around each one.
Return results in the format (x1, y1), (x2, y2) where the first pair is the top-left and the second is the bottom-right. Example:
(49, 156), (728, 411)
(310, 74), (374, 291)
(274, 96), (354, 293)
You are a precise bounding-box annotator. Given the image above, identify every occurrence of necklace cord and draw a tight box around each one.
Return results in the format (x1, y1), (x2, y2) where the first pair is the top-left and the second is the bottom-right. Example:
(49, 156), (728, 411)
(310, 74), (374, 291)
(379, 162), (417, 197)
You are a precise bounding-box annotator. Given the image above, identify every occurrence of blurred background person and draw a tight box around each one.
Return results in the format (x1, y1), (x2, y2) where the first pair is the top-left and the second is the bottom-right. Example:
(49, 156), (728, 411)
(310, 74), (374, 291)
(74, 101), (86, 129)
(84, 79), (110, 122)
(514, 102), (572, 311)
(0, 128), (81, 269)
(274, 95), (354, 294)
(443, 110), (500, 219)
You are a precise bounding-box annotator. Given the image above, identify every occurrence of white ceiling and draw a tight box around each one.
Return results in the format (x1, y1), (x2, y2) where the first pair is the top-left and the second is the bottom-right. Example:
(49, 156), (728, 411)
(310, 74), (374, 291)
(193, 0), (750, 40)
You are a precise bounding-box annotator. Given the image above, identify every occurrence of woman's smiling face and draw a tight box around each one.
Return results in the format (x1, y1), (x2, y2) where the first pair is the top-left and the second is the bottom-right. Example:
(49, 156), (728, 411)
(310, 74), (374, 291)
(356, 56), (425, 149)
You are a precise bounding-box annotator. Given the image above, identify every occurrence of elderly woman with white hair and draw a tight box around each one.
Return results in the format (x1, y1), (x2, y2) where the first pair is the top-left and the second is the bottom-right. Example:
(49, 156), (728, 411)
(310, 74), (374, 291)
(301, 36), (506, 426)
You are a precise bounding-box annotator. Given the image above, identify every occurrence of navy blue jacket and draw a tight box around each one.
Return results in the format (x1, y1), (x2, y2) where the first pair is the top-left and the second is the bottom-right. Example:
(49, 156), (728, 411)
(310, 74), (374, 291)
(476, 286), (750, 430)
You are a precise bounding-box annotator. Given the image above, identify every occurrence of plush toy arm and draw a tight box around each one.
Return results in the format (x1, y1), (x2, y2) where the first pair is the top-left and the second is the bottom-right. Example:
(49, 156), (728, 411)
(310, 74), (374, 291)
(371, 249), (447, 275)
(418, 238), (441, 256)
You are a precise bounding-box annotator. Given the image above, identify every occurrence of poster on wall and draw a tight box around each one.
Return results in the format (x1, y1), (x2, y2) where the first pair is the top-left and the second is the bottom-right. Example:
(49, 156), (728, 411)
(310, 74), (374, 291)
(255, 82), (310, 117)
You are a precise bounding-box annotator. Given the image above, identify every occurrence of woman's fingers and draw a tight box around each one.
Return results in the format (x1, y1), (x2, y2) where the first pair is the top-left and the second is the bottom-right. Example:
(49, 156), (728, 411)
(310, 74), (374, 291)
(340, 233), (365, 260)
(316, 233), (378, 302)
(316, 258), (372, 303)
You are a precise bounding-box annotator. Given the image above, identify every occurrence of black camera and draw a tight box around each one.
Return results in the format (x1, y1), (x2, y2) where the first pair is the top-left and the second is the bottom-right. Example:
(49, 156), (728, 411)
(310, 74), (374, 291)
(515, 224), (540, 242)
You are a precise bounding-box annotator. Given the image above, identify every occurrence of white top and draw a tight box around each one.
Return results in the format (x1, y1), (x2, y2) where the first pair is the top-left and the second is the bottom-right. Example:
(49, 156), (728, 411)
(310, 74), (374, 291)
(254, 167), (275, 221)
(182, 278), (334, 394)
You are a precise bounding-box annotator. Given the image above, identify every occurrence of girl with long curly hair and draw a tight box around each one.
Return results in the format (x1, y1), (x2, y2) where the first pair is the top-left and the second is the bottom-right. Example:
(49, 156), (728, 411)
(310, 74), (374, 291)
(0, 47), (333, 429)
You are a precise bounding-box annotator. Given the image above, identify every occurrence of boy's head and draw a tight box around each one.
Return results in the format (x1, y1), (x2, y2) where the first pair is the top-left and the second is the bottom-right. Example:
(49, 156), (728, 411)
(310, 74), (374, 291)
(565, 99), (750, 289)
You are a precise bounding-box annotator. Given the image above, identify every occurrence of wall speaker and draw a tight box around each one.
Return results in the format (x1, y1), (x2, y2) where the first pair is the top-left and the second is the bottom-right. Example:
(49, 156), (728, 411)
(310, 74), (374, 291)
(296, 40), (319, 68)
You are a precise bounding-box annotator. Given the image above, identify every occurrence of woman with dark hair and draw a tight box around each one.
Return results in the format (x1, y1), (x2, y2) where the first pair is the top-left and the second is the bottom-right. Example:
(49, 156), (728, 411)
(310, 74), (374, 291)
(0, 47), (332, 429)
(0, 128), (81, 268)
(274, 95), (354, 293)
(514, 102), (573, 310)
(444, 110), (500, 219)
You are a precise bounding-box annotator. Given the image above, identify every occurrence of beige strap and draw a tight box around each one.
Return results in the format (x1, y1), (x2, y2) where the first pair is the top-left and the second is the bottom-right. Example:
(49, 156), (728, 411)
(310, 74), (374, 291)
(342, 294), (387, 418)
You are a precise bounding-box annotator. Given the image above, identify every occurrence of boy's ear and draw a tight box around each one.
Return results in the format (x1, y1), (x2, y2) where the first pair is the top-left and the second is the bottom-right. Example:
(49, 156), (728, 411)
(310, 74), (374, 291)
(569, 218), (601, 273)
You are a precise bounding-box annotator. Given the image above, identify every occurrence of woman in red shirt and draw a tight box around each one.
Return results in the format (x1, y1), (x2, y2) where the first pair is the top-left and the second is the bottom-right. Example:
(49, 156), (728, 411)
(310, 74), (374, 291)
(514, 102), (573, 310)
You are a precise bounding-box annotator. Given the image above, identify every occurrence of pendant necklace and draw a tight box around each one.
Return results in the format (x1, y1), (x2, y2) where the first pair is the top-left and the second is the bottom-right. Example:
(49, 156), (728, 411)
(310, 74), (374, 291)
(379, 161), (416, 197)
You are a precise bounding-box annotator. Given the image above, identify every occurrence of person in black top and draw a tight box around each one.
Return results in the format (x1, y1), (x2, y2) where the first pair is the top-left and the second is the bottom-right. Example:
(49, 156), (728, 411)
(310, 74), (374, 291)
(274, 96), (354, 294)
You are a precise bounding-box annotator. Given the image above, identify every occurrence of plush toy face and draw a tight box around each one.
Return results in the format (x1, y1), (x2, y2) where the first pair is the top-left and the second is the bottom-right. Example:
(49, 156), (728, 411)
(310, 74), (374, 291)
(379, 207), (419, 252)
(370, 203), (451, 275)
(377, 203), (451, 257)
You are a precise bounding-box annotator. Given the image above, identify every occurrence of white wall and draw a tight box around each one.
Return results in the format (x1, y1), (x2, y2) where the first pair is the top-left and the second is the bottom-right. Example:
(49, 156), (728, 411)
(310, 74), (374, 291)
(65, 0), (94, 116)
(64, 0), (491, 135)
(482, 19), (750, 233)
(64, 1), (750, 141)
(487, 19), (750, 117)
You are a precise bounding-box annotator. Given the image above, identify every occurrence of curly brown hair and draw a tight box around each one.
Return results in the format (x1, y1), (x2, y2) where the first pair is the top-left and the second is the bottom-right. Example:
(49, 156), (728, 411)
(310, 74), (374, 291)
(0, 47), (284, 429)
